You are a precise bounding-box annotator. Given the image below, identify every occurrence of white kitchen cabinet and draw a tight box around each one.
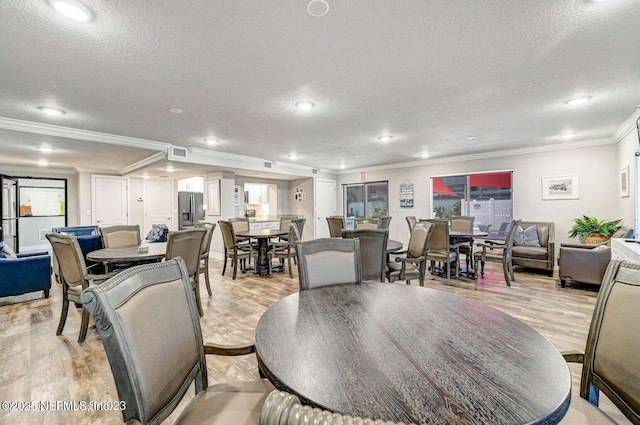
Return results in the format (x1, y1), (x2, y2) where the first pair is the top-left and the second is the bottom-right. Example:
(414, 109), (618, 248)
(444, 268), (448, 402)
(245, 183), (269, 204)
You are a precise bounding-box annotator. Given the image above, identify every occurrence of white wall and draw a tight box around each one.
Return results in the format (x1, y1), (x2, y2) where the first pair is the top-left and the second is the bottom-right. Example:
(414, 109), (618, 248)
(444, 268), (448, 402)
(290, 178), (314, 241)
(337, 143), (621, 266)
(616, 123), (638, 228)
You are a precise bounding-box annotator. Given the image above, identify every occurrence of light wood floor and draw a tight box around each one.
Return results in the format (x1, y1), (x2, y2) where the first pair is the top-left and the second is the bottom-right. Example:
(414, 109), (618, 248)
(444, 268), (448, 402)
(0, 260), (630, 424)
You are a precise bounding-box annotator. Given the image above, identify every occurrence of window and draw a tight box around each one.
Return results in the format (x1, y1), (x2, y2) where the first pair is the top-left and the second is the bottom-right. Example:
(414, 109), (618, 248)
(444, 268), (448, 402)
(431, 172), (512, 232)
(344, 181), (389, 219)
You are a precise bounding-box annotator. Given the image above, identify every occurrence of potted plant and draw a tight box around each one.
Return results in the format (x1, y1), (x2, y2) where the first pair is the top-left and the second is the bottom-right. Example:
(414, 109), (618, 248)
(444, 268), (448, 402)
(568, 215), (622, 244)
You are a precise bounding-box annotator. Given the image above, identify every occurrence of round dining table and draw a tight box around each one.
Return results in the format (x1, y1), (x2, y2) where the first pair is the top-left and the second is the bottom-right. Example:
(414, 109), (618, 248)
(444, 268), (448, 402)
(235, 228), (288, 276)
(86, 242), (166, 269)
(255, 282), (571, 424)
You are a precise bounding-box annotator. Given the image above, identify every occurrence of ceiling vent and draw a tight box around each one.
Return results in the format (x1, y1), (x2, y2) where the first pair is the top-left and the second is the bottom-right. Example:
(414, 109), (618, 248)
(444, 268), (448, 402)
(263, 161), (273, 169)
(169, 146), (189, 160)
(312, 168), (318, 175)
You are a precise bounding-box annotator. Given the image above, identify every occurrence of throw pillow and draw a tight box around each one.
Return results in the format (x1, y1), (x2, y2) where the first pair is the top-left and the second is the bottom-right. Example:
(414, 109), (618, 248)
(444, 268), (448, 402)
(513, 225), (541, 247)
(0, 241), (18, 259)
(146, 224), (169, 243)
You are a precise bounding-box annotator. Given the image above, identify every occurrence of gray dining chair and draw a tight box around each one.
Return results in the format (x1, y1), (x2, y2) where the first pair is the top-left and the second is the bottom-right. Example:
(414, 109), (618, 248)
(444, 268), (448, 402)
(80, 258), (275, 425)
(556, 260), (640, 424)
(354, 218), (378, 229)
(473, 219), (520, 286)
(386, 222), (433, 286)
(46, 232), (116, 342)
(326, 216), (344, 238)
(195, 222), (216, 296)
(219, 220), (256, 279)
(377, 216), (392, 230)
(271, 223), (301, 278)
(423, 219), (459, 284)
(296, 238), (362, 290)
(165, 228), (207, 316)
(341, 228), (389, 282)
(451, 215), (475, 273)
(260, 390), (408, 425)
(100, 224), (141, 248)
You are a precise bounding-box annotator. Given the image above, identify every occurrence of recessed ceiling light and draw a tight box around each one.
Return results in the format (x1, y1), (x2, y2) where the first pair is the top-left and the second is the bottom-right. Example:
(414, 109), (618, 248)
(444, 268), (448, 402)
(466, 136), (476, 140)
(49, 0), (92, 21)
(296, 101), (315, 111)
(307, 0), (329, 17)
(142, 174), (149, 179)
(204, 139), (218, 145)
(340, 164), (346, 169)
(166, 166), (175, 172)
(565, 96), (592, 106)
(378, 135), (393, 142)
(37, 159), (48, 167)
(37, 106), (66, 116)
(421, 152), (429, 158)
(560, 132), (578, 139)
(353, 155), (360, 158)
(169, 108), (183, 114)
(37, 146), (55, 153)
(288, 154), (298, 160)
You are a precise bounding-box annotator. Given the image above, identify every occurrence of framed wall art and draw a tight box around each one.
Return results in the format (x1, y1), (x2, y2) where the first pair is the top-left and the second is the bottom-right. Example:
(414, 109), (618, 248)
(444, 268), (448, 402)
(541, 175), (580, 200)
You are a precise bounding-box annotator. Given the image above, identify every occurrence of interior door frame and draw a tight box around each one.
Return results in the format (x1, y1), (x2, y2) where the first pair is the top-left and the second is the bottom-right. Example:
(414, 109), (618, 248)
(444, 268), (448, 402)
(143, 179), (174, 231)
(91, 175), (130, 226)
(314, 178), (336, 239)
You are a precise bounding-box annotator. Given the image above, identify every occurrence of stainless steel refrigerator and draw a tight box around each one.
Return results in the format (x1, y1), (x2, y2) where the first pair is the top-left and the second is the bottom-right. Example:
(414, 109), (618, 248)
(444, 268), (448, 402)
(178, 191), (205, 229)
(1, 175), (18, 251)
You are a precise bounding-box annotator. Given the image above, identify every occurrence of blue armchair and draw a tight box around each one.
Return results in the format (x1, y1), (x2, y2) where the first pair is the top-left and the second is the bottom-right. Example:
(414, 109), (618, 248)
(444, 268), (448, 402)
(0, 251), (52, 298)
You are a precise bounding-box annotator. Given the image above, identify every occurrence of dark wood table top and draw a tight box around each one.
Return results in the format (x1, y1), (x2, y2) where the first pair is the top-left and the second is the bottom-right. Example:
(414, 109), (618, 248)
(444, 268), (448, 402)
(449, 230), (489, 238)
(255, 283), (571, 424)
(387, 239), (402, 253)
(236, 229), (288, 238)
(86, 242), (166, 263)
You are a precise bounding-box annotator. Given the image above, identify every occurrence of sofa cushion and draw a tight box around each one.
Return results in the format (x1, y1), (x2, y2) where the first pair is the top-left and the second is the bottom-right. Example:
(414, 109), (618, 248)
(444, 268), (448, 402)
(512, 246), (548, 260)
(514, 225), (541, 247)
(0, 241), (17, 259)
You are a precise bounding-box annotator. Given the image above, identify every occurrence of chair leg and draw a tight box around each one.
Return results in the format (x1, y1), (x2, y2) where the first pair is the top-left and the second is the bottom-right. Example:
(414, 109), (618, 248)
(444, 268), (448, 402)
(287, 256), (293, 278)
(222, 253), (228, 276)
(194, 280), (204, 317)
(57, 296), (69, 336)
(232, 257), (238, 280)
(44, 289), (50, 298)
(502, 257), (512, 287)
(78, 308), (90, 343)
(203, 258), (212, 297)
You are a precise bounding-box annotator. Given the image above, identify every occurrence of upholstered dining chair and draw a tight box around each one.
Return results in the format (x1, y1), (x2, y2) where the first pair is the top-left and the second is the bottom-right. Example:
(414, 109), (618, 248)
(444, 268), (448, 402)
(377, 216), (392, 230)
(277, 215), (299, 242)
(195, 222), (216, 297)
(45, 233), (116, 342)
(296, 238), (362, 290)
(342, 228), (389, 282)
(473, 219), (520, 286)
(354, 218), (378, 229)
(229, 217), (255, 256)
(219, 220), (256, 279)
(423, 219), (459, 284)
(386, 222), (433, 286)
(292, 217), (306, 240)
(556, 260), (640, 424)
(80, 258), (275, 425)
(165, 228), (207, 316)
(271, 223), (301, 278)
(260, 390), (409, 425)
(451, 215), (475, 273)
(326, 216), (344, 237)
(100, 224), (141, 248)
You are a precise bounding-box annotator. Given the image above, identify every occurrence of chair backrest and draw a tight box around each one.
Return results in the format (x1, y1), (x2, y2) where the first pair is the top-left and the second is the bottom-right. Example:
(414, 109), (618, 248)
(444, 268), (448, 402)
(503, 219), (522, 256)
(355, 218), (378, 229)
(261, 390), (408, 425)
(326, 216), (344, 238)
(406, 216), (417, 232)
(292, 218), (306, 239)
(579, 260), (640, 423)
(46, 233), (88, 286)
(377, 216), (392, 230)
(81, 259), (207, 425)
(195, 222), (215, 256)
(279, 215), (298, 231)
(451, 216), (475, 232)
(218, 220), (237, 251)
(229, 217), (249, 233)
(341, 228), (389, 281)
(407, 221), (434, 259)
(100, 225), (141, 248)
(52, 225), (99, 236)
(165, 229), (207, 278)
(519, 221), (554, 247)
(288, 222), (301, 247)
(297, 238), (362, 290)
(423, 219), (450, 252)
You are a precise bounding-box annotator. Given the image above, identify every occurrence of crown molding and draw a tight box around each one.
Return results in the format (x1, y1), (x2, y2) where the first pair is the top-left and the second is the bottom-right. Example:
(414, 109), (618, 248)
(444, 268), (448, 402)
(611, 107), (640, 142)
(335, 136), (617, 175)
(0, 164), (77, 175)
(120, 151), (168, 175)
(0, 117), (170, 151)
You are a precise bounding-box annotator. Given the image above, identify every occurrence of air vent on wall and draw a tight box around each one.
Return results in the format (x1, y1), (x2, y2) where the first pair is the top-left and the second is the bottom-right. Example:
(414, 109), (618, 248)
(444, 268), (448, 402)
(312, 168), (318, 175)
(170, 146), (189, 160)
(263, 161), (273, 169)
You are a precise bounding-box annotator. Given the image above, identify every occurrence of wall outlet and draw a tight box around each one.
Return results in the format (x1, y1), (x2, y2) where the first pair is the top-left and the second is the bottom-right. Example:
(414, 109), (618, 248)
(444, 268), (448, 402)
(86, 210), (91, 216)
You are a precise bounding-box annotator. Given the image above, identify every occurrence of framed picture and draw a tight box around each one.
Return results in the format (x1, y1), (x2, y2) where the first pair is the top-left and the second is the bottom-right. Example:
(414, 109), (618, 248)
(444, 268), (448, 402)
(541, 175), (580, 200)
(207, 180), (221, 216)
(620, 166), (630, 198)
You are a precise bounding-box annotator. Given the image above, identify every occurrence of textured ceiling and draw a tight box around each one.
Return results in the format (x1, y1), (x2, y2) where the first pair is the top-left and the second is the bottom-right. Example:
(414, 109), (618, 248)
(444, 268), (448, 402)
(0, 0), (639, 173)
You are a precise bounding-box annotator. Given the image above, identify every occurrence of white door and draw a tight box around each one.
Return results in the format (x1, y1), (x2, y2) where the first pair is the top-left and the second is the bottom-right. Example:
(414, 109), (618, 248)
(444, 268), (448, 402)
(144, 180), (173, 232)
(93, 176), (128, 226)
(315, 179), (336, 239)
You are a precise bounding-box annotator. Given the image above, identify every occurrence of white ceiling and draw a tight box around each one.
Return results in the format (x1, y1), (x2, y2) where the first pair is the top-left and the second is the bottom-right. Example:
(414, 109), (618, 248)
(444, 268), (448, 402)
(1, 0), (639, 175)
